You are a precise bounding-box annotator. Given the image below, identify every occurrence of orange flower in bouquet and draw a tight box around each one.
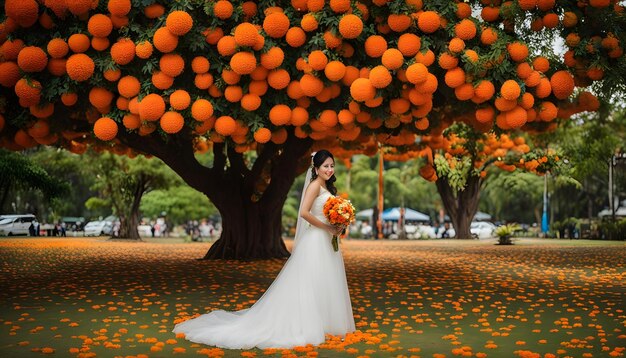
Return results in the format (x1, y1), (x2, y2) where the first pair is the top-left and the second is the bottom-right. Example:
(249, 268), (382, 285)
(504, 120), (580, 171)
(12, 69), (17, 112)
(323, 196), (356, 251)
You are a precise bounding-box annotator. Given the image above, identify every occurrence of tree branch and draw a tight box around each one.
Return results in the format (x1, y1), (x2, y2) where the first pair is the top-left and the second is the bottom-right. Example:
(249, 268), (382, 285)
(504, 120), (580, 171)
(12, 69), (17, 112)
(227, 144), (248, 178)
(0, 182), (10, 212)
(131, 180), (144, 215)
(117, 129), (214, 196)
(251, 142), (279, 178)
(212, 142), (226, 175)
(480, 157), (499, 173)
(262, 135), (312, 212)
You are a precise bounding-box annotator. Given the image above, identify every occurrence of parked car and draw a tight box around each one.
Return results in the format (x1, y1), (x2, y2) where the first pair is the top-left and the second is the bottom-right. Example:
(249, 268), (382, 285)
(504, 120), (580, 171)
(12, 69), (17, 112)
(470, 221), (497, 239)
(83, 221), (113, 236)
(0, 214), (37, 236)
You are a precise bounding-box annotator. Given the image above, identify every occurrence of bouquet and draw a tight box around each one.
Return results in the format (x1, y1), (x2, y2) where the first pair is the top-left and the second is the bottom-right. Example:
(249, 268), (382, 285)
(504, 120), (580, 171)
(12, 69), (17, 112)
(323, 195), (356, 251)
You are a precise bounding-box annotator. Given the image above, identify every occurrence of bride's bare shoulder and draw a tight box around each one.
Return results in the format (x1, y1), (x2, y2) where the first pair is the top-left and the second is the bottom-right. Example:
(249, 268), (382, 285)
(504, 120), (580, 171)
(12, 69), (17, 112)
(304, 180), (321, 196)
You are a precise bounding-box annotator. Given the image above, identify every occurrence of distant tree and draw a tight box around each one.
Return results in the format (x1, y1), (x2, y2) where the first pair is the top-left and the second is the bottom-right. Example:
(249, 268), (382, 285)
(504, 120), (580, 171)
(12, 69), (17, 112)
(481, 170), (544, 224)
(348, 156), (380, 212)
(0, 149), (68, 215)
(548, 108), (626, 221)
(85, 152), (175, 240)
(27, 148), (101, 220)
(335, 155), (439, 219)
(419, 123), (564, 239)
(474, 107), (626, 226)
(141, 185), (217, 225)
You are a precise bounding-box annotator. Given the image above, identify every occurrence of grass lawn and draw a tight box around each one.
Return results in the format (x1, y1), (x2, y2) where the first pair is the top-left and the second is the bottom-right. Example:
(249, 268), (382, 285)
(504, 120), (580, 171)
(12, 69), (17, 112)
(0, 237), (624, 358)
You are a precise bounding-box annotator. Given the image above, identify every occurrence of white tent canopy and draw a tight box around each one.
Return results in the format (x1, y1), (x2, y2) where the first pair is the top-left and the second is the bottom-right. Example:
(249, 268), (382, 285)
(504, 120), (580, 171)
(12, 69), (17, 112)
(443, 211), (493, 222)
(598, 207), (626, 217)
(355, 208), (430, 222)
(598, 199), (626, 218)
(383, 207), (430, 222)
(355, 209), (373, 221)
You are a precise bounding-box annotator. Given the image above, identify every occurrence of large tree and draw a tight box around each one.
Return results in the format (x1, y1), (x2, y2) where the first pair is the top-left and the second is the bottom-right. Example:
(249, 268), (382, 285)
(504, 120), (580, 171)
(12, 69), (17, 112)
(416, 123), (565, 239)
(0, 0), (624, 257)
(141, 185), (218, 226)
(481, 170), (545, 224)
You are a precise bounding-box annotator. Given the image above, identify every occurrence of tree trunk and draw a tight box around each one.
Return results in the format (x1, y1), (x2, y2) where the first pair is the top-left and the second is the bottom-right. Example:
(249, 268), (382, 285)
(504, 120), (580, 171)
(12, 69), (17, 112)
(118, 214), (141, 240)
(585, 179), (594, 222)
(116, 179), (145, 241)
(105, 173), (143, 240)
(436, 175), (482, 239)
(202, 137), (312, 259)
(117, 128), (312, 259)
(0, 180), (10, 213)
(534, 206), (542, 227)
(203, 192), (289, 259)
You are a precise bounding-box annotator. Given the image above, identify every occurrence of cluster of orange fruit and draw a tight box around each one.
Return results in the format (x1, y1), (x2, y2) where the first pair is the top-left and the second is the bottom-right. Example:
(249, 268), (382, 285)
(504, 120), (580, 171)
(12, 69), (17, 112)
(415, 131), (562, 182)
(0, 0), (621, 157)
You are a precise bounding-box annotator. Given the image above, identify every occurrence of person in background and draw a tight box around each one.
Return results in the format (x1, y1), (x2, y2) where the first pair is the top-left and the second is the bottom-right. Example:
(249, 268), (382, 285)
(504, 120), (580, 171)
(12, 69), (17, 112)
(113, 221), (120, 237)
(360, 222), (372, 239)
(371, 206), (379, 240)
(440, 223), (451, 238)
(208, 221), (215, 237)
(162, 222), (169, 237)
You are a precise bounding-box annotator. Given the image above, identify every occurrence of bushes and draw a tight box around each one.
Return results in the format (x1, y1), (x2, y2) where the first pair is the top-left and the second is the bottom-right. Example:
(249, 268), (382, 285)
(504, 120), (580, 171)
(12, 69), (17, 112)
(551, 217), (626, 240)
(597, 218), (626, 240)
(551, 217), (581, 239)
(495, 224), (520, 245)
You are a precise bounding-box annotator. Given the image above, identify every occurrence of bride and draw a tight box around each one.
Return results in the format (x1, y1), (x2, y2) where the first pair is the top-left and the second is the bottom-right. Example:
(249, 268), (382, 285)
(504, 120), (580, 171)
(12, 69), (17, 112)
(173, 150), (356, 349)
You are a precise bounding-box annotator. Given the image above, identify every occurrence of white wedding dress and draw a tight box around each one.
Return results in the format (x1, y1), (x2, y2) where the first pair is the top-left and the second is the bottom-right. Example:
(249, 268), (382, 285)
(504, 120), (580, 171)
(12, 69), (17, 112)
(172, 186), (355, 349)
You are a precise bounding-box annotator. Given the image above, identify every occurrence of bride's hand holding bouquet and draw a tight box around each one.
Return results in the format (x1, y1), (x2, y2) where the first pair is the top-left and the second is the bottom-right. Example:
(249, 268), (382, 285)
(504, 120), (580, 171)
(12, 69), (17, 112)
(323, 196), (356, 252)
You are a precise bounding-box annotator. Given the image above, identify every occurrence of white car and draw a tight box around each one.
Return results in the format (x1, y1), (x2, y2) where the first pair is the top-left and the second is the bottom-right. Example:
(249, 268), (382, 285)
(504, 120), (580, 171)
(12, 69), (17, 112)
(0, 214), (37, 236)
(83, 221), (113, 236)
(470, 221), (496, 239)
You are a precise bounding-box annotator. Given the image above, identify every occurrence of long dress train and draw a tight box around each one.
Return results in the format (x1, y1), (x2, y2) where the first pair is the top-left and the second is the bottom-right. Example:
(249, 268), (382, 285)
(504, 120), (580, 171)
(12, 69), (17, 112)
(172, 186), (355, 349)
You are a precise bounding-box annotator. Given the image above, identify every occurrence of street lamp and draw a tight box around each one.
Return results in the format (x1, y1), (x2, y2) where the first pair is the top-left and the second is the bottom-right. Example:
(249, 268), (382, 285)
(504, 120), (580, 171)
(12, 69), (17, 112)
(609, 150), (626, 220)
(377, 145), (384, 239)
(541, 172), (549, 234)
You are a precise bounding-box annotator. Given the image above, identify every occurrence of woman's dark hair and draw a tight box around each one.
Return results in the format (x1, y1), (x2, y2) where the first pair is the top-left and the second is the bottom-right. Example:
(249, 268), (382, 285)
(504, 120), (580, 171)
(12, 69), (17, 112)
(310, 150), (337, 195)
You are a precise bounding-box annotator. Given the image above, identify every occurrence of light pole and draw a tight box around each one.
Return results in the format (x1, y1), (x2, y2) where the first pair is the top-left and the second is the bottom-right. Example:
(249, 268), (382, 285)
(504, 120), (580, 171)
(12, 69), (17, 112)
(609, 155), (614, 220)
(541, 173), (549, 234)
(377, 146), (384, 239)
(609, 150), (626, 221)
